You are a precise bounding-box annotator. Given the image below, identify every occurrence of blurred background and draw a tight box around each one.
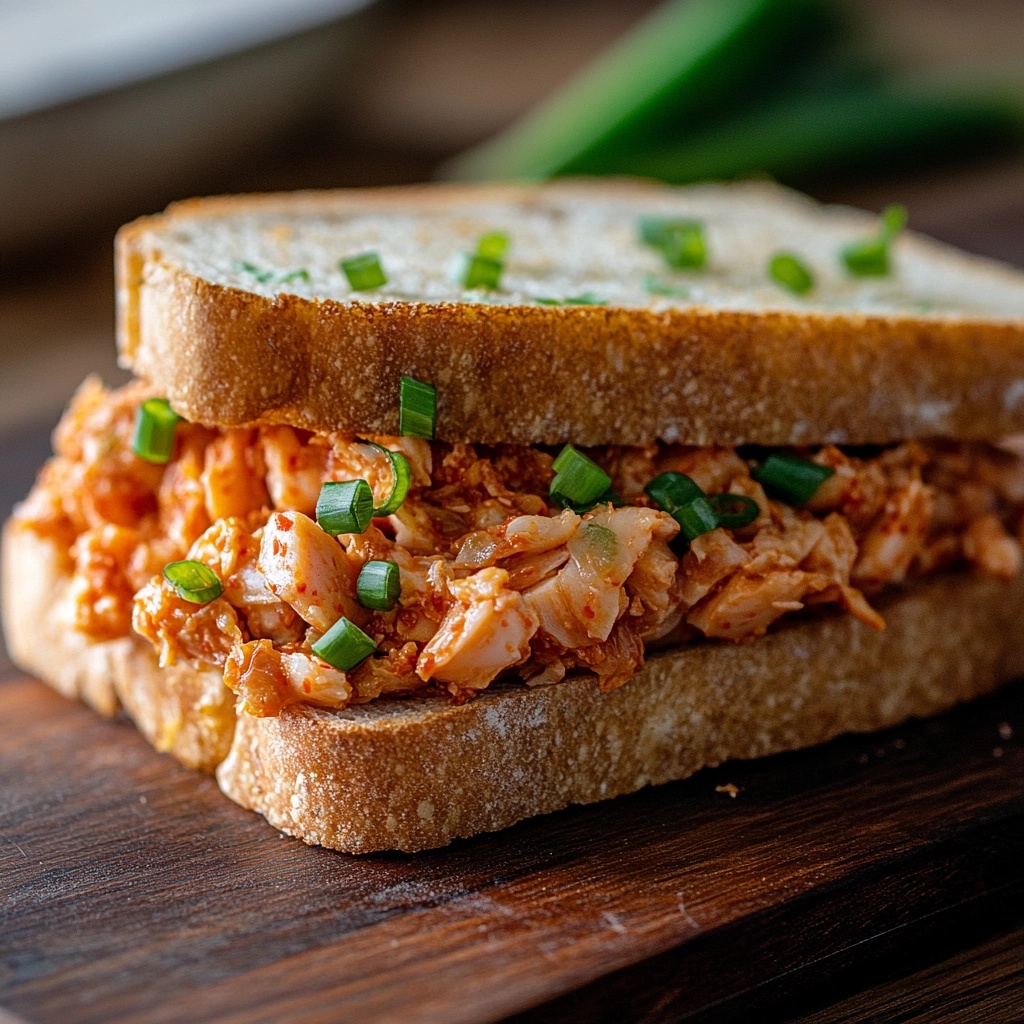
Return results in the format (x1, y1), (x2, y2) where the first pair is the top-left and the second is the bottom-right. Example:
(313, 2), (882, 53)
(1, 0), (1023, 516)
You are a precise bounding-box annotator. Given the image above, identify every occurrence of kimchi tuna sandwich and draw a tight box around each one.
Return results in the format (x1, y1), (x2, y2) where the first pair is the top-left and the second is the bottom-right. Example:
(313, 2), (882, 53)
(4, 180), (1024, 853)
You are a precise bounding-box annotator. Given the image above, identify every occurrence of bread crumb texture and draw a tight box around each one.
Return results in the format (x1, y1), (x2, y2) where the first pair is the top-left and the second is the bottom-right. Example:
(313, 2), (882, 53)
(215, 571), (1024, 853)
(6, 523), (1024, 853)
(117, 181), (1024, 446)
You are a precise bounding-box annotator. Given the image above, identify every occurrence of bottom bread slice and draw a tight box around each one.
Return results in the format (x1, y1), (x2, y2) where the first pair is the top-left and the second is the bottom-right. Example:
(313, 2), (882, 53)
(217, 571), (1024, 852)
(4, 520), (1023, 853)
(1, 523), (234, 771)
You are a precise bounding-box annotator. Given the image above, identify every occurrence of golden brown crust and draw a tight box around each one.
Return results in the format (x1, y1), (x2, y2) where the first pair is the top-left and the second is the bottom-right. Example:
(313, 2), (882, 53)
(115, 181), (1024, 446)
(5, 517), (1024, 852)
(1, 522), (234, 771)
(214, 571), (1024, 853)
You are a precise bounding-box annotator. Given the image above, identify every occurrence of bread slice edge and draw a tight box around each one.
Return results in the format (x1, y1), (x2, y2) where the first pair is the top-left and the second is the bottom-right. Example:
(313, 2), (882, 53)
(115, 181), (1024, 446)
(5, 518), (1021, 853)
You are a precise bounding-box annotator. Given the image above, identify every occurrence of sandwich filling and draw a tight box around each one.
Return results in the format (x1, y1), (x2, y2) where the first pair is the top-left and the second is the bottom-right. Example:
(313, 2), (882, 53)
(17, 378), (1024, 716)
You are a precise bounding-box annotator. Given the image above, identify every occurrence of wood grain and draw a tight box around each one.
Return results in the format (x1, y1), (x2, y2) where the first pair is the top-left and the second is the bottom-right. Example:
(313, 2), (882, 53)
(793, 925), (1024, 1024)
(2, 142), (1023, 1024)
(1, 671), (1020, 1024)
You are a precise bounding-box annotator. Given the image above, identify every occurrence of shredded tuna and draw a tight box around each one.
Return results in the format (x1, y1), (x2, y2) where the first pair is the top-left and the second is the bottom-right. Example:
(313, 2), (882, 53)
(16, 380), (1024, 716)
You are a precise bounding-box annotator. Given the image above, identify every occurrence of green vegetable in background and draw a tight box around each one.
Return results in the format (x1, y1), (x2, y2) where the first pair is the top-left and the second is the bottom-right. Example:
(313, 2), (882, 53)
(444, 0), (833, 181)
(444, 0), (1024, 188)
(590, 78), (1024, 186)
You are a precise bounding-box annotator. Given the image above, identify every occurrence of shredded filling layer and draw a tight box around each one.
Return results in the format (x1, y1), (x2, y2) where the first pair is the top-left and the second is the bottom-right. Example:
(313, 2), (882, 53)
(17, 379), (1024, 716)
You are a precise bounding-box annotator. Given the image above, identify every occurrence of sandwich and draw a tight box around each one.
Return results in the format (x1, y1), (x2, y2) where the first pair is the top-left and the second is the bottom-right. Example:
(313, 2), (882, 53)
(4, 180), (1024, 854)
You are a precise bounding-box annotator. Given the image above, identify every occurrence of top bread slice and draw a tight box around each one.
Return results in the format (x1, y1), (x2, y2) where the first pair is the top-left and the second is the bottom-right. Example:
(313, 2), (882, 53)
(116, 180), (1024, 446)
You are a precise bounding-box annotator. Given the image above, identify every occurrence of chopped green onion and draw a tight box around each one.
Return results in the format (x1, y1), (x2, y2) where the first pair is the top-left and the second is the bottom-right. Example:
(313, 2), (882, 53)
(133, 397), (180, 464)
(753, 454), (834, 505)
(643, 276), (690, 298)
(707, 493), (760, 529)
(365, 442), (412, 516)
(163, 560), (222, 604)
(234, 261), (276, 284)
(235, 262), (310, 286)
(841, 203), (908, 277)
(476, 231), (509, 261)
(453, 252), (504, 290)
(316, 480), (374, 535)
(768, 252), (814, 295)
(643, 472), (718, 541)
(673, 496), (719, 541)
(399, 376), (437, 439)
(644, 472), (704, 510)
(534, 293), (607, 306)
(277, 268), (311, 284)
(639, 217), (707, 270)
(549, 445), (612, 508)
(882, 203), (908, 236)
(340, 252), (387, 291)
(357, 560), (401, 611)
(549, 488), (622, 513)
(312, 616), (376, 672)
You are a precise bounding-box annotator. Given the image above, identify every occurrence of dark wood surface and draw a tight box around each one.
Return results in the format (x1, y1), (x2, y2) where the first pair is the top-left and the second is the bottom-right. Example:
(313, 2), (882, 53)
(0, 661), (1021, 1023)
(794, 924), (1024, 1024)
(2, 152), (1023, 1023)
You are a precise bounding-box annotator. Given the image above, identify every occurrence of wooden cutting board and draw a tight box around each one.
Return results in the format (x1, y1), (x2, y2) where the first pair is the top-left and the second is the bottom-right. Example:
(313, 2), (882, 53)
(2, 158), (1023, 1024)
(1, 667), (1020, 1024)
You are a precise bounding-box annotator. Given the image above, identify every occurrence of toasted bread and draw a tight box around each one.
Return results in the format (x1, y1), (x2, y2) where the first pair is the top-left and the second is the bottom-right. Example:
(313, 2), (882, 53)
(117, 180), (1024, 446)
(6, 519), (1023, 852)
(4, 179), (1024, 853)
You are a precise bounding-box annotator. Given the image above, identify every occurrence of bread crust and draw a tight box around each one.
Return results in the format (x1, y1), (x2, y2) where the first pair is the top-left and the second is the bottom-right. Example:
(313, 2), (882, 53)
(5, 518), (1022, 853)
(1, 522), (234, 772)
(116, 181), (1024, 446)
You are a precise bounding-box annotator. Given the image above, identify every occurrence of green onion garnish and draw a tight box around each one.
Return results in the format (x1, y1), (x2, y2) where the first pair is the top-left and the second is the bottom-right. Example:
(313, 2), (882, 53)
(235, 262), (310, 286)
(768, 252), (815, 295)
(235, 261), (276, 284)
(639, 217), (707, 270)
(549, 488), (622, 513)
(646, 474), (760, 537)
(340, 252), (387, 291)
(549, 445), (612, 509)
(277, 268), (311, 284)
(643, 276), (690, 298)
(644, 472), (718, 541)
(365, 443), (412, 516)
(475, 231), (509, 261)
(312, 616), (377, 672)
(133, 397), (180, 464)
(399, 376), (437, 440)
(454, 252), (503, 290)
(163, 560), (222, 604)
(316, 480), (374, 535)
(707, 493), (760, 529)
(673, 496), (719, 542)
(841, 203), (908, 277)
(753, 454), (834, 505)
(356, 560), (401, 611)
(534, 293), (607, 306)
(644, 472), (704, 511)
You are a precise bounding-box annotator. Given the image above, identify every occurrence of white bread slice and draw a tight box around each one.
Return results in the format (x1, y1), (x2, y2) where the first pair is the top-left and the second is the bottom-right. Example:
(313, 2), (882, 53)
(5, 517), (1023, 852)
(1, 522), (234, 771)
(116, 180), (1024, 446)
